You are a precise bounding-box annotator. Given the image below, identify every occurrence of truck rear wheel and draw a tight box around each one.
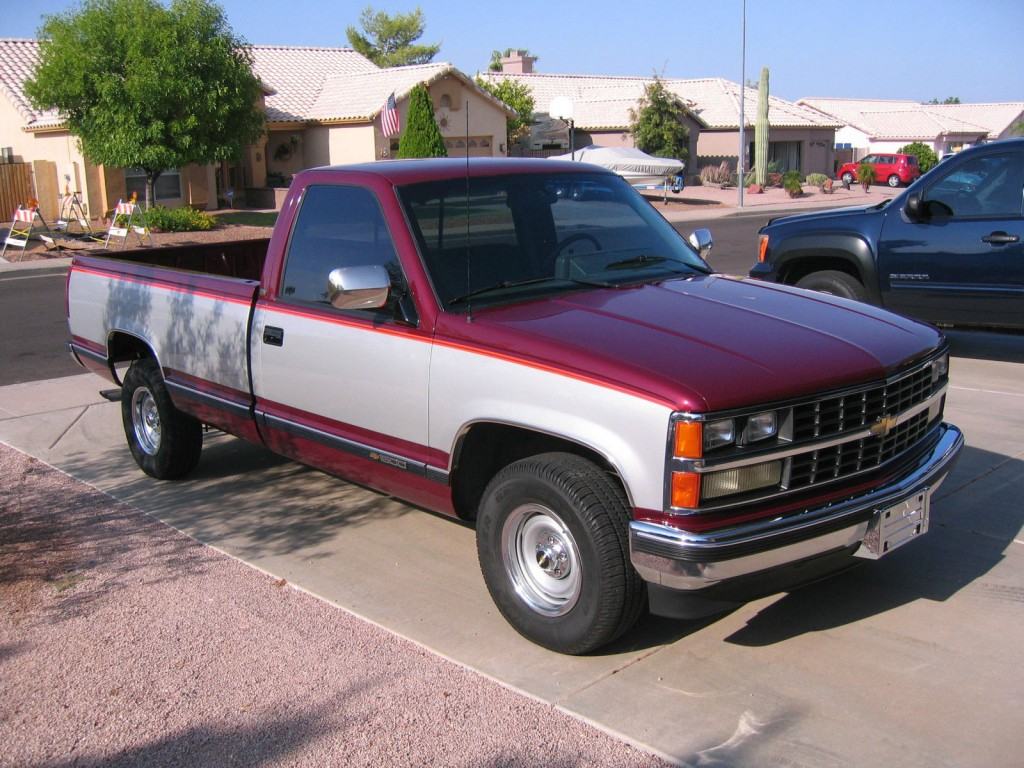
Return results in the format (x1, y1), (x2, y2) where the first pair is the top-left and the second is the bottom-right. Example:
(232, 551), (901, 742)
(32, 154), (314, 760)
(475, 452), (644, 654)
(796, 270), (867, 302)
(121, 358), (202, 479)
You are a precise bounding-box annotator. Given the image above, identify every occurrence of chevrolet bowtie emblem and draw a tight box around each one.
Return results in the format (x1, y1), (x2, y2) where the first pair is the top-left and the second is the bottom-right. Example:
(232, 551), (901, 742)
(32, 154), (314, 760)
(870, 415), (899, 438)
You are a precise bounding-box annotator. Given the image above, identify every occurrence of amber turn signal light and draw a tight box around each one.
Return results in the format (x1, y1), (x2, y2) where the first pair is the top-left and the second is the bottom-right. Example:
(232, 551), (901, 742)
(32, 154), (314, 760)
(757, 234), (769, 263)
(673, 421), (703, 458)
(671, 472), (701, 508)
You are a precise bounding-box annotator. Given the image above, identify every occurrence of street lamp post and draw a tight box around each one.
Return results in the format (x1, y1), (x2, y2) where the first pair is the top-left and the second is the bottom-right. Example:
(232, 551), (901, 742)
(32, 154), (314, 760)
(738, 0), (746, 208)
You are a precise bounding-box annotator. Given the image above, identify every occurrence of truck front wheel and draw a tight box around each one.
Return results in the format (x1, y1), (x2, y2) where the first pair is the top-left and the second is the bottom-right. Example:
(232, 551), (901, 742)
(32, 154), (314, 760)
(121, 358), (202, 479)
(796, 270), (867, 302)
(476, 453), (644, 654)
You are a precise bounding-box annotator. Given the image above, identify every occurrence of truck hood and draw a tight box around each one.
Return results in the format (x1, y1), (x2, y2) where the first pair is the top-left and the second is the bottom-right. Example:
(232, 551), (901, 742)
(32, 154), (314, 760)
(765, 201), (889, 230)
(438, 275), (942, 412)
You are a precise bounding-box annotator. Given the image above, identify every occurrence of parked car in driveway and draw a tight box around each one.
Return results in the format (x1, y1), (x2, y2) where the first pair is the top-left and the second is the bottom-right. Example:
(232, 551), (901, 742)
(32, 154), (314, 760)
(837, 153), (921, 187)
(751, 138), (1024, 329)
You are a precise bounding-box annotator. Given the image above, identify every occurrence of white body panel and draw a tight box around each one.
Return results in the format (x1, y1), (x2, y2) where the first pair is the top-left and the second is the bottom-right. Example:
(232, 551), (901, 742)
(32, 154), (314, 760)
(429, 343), (671, 510)
(68, 268), (252, 393)
(252, 307), (431, 446)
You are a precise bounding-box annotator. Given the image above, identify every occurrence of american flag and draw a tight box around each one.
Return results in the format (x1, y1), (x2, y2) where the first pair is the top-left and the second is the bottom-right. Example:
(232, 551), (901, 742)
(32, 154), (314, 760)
(381, 92), (400, 138)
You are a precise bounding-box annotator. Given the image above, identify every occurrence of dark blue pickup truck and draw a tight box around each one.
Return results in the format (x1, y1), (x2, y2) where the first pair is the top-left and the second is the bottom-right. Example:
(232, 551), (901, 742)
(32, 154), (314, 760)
(750, 138), (1024, 329)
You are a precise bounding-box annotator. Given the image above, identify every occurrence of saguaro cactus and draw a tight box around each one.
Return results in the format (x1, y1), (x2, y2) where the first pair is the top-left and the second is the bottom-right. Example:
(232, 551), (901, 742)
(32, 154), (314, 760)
(755, 67), (769, 187)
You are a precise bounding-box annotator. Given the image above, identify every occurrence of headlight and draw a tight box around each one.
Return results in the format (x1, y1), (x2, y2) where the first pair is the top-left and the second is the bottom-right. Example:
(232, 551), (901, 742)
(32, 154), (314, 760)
(703, 418), (736, 451)
(740, 411), (777, 444)
(931, 354), (949, 384)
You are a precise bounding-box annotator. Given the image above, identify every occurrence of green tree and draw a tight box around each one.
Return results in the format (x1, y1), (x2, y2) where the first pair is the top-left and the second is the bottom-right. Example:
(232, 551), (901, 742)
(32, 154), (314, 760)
(26, 0), (264, 209)
(897, 141), (940, 172)
(397, 84), (446, 158)
(927, 96), (961, 104)
(1010, 120), (1024, 137)
(346, 6), (439, 67)
(628, 78), (689, 162)
(475, 76), (534, 149)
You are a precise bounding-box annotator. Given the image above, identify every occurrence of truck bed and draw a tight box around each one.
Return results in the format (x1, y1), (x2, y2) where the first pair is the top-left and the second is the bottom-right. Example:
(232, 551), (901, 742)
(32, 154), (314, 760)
(82, 238), (270, 281)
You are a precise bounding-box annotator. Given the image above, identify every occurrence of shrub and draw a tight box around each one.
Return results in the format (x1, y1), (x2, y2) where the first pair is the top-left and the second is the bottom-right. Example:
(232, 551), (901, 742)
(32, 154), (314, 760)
(805, 173), (829, 187)
(857, 162), (875, 186)
(782, 170), (803, 196)
(766, 171), (783, 188)
(767, 160), (781, 174)
(144, 205), (215, 232)
(265, 171), (291, 188)
(699, 160), (732, 185)
(897, 141), (939, 173)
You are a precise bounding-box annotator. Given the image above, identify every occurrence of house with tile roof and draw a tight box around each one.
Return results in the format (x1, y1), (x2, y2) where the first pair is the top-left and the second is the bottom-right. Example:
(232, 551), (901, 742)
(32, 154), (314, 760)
(482, 53), (840, 177)
(797, 97), (1024, 160)
(0, 39), (512, 221)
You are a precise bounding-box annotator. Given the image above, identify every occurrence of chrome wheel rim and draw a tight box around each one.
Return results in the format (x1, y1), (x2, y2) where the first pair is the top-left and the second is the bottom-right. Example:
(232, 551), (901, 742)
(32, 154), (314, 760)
(888, 175), (900, 187)
(501, 504), (581, 617)
(132, 387), (161, 455)
(842, 172), (853, 183)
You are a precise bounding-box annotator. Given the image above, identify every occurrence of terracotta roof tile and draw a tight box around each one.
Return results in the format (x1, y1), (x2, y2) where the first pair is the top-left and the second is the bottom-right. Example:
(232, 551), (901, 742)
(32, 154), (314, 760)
(481, 72), (839, 130)
(0, 39), (61, 128)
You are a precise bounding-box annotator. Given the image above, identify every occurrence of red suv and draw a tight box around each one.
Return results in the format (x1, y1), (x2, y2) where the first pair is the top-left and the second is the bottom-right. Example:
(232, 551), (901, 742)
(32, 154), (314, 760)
(836, 153), (921, 187)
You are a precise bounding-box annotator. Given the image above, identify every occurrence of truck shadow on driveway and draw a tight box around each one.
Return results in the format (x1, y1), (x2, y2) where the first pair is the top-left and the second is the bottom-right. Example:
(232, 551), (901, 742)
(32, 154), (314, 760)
(59, 434), (421, 564)
(945, 328), (1024, 364)
(723, 445), (1023, 646)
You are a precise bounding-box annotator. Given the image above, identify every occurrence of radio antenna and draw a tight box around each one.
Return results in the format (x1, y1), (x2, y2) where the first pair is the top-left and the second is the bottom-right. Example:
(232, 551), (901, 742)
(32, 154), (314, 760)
(464, 98), (472, 323)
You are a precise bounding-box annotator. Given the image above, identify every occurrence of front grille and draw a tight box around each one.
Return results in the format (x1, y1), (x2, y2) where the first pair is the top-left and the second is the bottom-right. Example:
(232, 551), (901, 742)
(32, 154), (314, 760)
(789, 410), (932, 489)
(792, 364), (934, 441)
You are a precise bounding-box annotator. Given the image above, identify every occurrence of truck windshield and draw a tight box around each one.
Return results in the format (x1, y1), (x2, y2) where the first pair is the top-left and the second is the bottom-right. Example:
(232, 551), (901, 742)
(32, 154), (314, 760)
(397, 172), (710, 309)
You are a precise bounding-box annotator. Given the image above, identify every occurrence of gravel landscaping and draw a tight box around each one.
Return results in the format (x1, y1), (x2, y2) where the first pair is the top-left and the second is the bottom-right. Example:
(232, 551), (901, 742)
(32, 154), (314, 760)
(0, 443), (668, 768)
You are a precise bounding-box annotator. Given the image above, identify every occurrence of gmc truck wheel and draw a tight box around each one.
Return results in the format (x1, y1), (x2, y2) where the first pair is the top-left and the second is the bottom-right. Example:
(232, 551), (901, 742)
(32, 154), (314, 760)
(796, 270), (867, 302)
(475, 452), (644, 654)
(121, 358), (202, 480)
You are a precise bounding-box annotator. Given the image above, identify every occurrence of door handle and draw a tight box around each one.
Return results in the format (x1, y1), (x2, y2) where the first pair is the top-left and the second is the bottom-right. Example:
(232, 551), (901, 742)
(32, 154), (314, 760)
(262, 325), (284, 346)
(981, 231), (1020, 245)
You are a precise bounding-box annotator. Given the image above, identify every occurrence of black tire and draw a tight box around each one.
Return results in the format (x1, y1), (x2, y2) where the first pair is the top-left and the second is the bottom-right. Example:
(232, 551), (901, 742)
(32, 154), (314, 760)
(796, 270), (867, 302)
(475, 452), (645, 654)
(887, 174), (901, 188)
(121, 357), (202, 479)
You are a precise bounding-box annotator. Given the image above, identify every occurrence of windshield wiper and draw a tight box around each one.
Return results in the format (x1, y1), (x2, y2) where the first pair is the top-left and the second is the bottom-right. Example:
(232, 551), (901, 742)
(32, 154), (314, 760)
(605, 254), (667, 270)
(605, 254), (711, 275)
(447, 276), (617, 306)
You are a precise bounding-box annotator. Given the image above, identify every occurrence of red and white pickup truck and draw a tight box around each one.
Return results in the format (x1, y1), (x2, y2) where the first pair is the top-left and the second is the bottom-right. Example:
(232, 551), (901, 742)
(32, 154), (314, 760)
(67, 159), (963, 653)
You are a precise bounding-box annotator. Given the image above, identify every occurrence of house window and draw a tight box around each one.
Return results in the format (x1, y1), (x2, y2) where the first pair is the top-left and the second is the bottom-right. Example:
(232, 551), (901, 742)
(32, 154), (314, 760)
(124, 168), (182, 203)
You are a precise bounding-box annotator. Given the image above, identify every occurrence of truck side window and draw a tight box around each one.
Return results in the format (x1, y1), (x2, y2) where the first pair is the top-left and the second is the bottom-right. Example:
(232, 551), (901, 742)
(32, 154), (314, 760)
(281, 185), (405, 310)
(925, 152), (1024, 219)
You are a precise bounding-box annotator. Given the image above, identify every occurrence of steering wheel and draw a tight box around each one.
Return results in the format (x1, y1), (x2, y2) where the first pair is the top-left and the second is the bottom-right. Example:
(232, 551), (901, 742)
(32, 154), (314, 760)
(554, 233), (602, 255)
(553, 233), (602, 279)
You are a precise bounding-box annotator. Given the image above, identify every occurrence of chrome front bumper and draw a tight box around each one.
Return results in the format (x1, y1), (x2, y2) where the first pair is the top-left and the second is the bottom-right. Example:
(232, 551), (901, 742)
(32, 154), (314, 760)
(630, 424), (963, 592)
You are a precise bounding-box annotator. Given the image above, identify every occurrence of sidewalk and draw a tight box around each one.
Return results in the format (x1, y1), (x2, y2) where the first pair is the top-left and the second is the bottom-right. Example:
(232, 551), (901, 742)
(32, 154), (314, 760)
(641, 181), (900, 223)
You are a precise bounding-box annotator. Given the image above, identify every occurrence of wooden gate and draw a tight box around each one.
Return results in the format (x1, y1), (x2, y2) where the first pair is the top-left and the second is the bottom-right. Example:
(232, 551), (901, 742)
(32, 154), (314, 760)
(0, 163), (33, 219)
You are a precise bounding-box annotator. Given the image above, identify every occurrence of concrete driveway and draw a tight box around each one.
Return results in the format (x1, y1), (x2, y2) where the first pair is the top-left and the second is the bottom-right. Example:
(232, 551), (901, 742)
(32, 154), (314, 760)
(1, 328), (1022, 767)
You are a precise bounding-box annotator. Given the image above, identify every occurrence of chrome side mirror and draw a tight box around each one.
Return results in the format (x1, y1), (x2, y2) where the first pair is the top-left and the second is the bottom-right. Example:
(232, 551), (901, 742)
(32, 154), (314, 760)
(327, 265), (391, 310)
(688, 228), (713, 259)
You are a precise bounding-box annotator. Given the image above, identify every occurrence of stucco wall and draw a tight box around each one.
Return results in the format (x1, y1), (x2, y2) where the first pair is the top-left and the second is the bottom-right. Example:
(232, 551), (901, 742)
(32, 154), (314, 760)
(375, 78), (509, 159)
(696, 127), (835, 176)
(329, 124), (377, 165)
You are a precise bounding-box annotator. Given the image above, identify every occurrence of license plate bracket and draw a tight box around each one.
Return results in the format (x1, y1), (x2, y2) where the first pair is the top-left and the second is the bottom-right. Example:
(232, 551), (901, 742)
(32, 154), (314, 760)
(856, 490), (930, 559)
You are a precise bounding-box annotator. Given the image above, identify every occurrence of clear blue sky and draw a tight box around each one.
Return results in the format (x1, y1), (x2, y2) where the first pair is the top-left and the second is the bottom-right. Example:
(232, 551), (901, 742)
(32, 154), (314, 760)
(9, 0), (1024, 103)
